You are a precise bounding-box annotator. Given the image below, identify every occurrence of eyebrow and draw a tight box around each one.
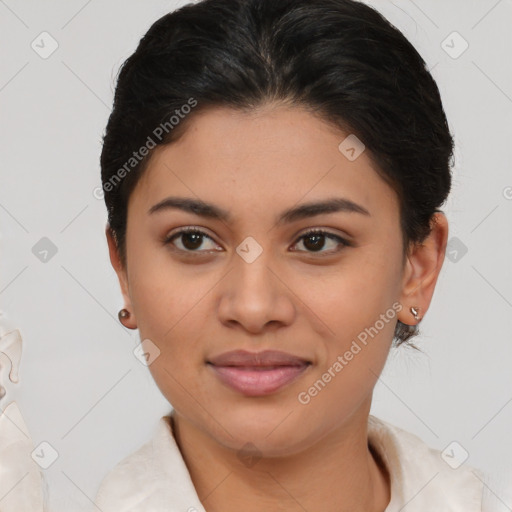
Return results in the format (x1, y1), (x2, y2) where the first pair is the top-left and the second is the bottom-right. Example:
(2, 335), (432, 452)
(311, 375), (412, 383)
(148, 196), (371, 225)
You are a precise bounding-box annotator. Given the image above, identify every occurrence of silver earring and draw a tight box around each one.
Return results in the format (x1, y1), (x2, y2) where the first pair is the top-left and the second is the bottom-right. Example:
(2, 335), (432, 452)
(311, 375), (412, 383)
(410, 306), (421, 322)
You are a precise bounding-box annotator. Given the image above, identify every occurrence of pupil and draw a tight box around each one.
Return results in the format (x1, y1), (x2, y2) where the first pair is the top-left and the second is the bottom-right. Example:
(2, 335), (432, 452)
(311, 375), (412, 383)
(304, 234), (325, 251)
(183, 232), (203, 250)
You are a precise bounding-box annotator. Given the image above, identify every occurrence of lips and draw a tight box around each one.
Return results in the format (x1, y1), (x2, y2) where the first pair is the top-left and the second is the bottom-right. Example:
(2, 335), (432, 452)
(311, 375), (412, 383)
(207, 350), (311, 396)
(207, 349), (310, 367)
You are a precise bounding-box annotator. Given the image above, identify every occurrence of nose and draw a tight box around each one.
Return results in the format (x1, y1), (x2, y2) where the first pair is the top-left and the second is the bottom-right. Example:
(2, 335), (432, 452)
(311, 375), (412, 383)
(217, 247), (295, 335)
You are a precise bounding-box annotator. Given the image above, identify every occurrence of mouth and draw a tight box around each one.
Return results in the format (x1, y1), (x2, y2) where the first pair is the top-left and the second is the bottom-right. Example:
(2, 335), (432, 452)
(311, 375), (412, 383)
(206, 350), (312, 397)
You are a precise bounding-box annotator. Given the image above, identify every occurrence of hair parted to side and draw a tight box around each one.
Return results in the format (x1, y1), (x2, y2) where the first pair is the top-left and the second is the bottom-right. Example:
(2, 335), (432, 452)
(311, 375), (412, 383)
(100, 0), (455, 348)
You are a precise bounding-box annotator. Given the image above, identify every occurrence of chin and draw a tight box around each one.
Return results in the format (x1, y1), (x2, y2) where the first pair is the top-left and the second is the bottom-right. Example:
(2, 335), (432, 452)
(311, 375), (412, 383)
(205, 404), (312, 456)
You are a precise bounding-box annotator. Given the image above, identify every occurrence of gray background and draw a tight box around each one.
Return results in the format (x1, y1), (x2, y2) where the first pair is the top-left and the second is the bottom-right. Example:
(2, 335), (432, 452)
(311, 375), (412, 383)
(1, 0), (511, 510)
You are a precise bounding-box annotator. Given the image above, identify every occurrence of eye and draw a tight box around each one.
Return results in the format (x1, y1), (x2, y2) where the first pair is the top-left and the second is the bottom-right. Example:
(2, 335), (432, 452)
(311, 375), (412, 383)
(291, 228), (351, 255)
(163, 227), (220, 254)
(163, 227), (351, 256)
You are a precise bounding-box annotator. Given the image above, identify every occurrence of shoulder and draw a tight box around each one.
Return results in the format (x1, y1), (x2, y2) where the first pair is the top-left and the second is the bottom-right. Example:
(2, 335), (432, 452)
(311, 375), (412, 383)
(368, 415), (484, 511)
(94, 415), (205, 512)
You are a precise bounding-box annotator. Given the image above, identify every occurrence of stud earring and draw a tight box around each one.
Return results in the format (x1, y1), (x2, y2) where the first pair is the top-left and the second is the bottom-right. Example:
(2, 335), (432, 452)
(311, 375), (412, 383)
(118, 308), (130, 323)
(410, 306), (422, 322)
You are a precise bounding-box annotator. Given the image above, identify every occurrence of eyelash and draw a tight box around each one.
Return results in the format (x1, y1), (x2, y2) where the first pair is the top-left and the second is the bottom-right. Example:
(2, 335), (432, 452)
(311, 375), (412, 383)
(163, 227), (351, 257)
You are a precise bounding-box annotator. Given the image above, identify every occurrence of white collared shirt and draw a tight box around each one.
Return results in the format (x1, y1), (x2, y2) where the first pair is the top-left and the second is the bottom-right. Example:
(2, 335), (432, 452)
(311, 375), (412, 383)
(94, 414), (486, 511)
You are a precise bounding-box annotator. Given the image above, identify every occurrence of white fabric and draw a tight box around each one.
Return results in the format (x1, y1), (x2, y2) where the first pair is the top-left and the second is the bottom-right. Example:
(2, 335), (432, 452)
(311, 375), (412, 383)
(0, 402), (46, 512)
(0, 317), (45, 512)
(94, 414), (485, 511)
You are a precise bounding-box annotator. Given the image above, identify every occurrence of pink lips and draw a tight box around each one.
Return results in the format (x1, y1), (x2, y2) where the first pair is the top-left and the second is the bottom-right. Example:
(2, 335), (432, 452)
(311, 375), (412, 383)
(207, 350), (311, 397)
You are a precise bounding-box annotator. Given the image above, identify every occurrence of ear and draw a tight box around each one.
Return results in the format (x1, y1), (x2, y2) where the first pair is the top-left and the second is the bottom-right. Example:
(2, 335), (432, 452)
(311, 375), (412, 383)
(106, 224), (137, 329)
(398, 212), (449, 326)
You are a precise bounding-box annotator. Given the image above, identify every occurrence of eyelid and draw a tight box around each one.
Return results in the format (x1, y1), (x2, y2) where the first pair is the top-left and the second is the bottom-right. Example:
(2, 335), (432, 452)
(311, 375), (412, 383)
(292, 227), (352, 254)
(164, 225), (214, 239)
(163, 226), (220, 250)
(296, 226), (351, 242)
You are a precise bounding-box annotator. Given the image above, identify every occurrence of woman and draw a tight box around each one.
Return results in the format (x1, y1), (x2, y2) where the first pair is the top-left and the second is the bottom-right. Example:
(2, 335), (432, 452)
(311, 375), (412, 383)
(94, 0), (485, 509)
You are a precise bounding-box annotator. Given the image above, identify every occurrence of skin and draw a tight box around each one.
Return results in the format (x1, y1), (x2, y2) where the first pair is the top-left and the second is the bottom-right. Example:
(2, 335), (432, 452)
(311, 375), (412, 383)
(107, 103), (449, 512)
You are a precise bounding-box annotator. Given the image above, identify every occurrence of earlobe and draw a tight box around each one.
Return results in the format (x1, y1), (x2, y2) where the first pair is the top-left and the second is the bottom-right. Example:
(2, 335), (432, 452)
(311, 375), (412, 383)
(398, 212), (449, 325)
(105, 224), (138, 330)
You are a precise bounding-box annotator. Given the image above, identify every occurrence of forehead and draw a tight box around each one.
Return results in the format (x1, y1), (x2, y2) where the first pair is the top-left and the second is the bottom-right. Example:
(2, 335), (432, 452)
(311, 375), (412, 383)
(131, 105), (399, 226)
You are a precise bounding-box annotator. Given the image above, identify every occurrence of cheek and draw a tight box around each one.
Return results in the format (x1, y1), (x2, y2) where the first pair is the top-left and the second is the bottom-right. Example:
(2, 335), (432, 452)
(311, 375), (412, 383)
(143, 318), (206, 412)
(128, 266), (215, 395)
(294, 247), (402, 337)
(291, 245), (401, 391)
(296, 294), (397, 434)
(127, 238), (204, 336)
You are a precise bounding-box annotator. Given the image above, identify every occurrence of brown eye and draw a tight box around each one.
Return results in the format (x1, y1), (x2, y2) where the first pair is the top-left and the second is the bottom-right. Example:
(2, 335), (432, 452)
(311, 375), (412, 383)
(292, 229), (350, 254)
(164, 228), (219, 253)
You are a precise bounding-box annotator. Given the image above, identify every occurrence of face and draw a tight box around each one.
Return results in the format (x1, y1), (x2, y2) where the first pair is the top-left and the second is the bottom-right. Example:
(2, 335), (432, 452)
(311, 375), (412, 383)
(108, 104), (447, 456)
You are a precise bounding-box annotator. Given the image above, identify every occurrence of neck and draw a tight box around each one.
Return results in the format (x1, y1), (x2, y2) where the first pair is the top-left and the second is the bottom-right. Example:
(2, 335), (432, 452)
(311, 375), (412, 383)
(171, 407), (390, 512)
